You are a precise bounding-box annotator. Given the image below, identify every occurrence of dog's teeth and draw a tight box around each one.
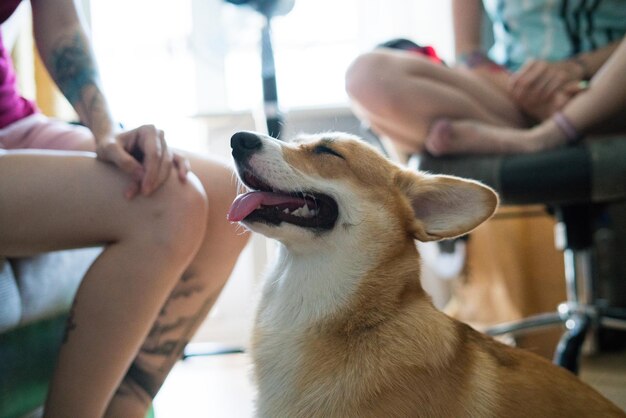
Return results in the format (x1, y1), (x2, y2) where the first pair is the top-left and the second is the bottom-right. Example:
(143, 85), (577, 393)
(283, 208), (291, 214)
(289, 204), (317, 218)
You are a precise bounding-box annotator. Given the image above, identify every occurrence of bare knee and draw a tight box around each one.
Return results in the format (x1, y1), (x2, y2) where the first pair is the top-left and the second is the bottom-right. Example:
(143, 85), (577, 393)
(346, 50), (430, 116)
(131, 171), (208, 260)
(345, 51), (395, 105)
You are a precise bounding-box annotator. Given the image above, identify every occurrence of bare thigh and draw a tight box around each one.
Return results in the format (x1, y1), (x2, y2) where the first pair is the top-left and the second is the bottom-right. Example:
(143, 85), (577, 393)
(347, 50), (526, 133)
(384, 50), (524, 125)
(0, 150), (176, 256)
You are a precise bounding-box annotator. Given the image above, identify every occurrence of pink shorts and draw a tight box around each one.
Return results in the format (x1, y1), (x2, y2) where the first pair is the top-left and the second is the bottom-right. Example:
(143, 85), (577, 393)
(0, 113), (94, 151)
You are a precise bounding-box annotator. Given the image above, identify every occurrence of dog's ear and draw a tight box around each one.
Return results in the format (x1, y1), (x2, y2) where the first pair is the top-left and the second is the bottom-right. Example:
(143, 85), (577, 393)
(396, 170), (498, 242)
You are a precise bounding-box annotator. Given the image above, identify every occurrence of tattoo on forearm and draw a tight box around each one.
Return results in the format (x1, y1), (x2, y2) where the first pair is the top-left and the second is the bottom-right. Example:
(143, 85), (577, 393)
(50, 33), (98, 105)
(50, 32), (112, 134)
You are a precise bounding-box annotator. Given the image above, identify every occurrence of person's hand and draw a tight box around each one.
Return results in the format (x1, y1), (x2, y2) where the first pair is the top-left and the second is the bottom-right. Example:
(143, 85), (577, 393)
(514, 78), (586, 121)
(95, 125), (190, 199)
(550, 81), (586, 112)
(509, 59), (582, 116)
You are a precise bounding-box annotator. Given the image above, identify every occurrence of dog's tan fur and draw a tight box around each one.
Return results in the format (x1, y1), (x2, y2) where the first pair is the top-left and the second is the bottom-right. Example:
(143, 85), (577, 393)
(231, 132), (624, 418)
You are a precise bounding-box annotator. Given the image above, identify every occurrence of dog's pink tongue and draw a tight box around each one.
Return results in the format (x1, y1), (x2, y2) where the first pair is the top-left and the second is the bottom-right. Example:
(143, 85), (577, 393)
(228, 191), (302, 222)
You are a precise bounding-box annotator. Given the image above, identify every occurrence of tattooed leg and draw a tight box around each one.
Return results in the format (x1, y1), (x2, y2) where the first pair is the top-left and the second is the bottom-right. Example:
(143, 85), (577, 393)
(104, 155), (249, 417)
(0, 151), (208, 418)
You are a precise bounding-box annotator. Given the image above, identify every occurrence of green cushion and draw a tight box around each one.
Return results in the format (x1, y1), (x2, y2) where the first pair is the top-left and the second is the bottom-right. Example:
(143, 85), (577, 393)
(0, 314), (67, 418)
(0, 314), (155, 418)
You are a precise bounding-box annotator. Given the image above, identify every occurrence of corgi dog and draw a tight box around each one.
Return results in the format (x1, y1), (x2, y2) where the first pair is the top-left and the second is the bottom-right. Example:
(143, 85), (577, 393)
(227, 131), (624, 418)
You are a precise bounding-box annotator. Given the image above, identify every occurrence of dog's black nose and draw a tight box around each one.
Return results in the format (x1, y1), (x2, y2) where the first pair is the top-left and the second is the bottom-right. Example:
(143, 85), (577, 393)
(231, 131), (263, 161)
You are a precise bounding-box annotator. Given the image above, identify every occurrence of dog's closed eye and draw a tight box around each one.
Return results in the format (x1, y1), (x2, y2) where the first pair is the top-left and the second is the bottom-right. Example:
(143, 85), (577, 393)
(313, 144), (344, 159)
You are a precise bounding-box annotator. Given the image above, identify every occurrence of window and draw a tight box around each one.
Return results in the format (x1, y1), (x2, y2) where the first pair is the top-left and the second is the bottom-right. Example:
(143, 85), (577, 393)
(90, 0), (453, 128)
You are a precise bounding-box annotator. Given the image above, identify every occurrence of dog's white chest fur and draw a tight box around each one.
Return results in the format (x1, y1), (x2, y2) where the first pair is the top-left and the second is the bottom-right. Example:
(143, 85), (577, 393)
(251, 245), (371, 417)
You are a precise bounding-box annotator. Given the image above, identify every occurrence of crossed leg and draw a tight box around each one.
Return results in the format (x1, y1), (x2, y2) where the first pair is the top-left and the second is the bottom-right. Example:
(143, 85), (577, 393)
(422, 37), (626, 155)
(345, 49), (527, 153)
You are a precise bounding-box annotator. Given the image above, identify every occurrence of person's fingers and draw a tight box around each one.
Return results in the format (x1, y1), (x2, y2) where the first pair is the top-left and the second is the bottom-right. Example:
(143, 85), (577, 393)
(563, 80), (586, 95)
(96, 141), (144, 199)
(95, 135), (146, 199)
(97, 141), (144, 179)
(143, 130), (172, 195)
(134, 125), (162, 196)
(511, 60), (552, 99)
(508, 60), (536, 94)
(106, 125), (183, 197)
(542, 72), (568, 99)
(512, 60), (547, 99)
(172, 153), (190, 182)
(124, 180), (141, 200)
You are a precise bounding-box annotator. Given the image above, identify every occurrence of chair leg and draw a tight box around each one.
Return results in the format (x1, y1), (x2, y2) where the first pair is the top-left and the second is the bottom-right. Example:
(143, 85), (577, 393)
(600, 316), (626, 330)
(553, 313), (590, 374)
(602, 307), (626, 328)
(485, 207), (625, 374)
(485, 312), (563, 337)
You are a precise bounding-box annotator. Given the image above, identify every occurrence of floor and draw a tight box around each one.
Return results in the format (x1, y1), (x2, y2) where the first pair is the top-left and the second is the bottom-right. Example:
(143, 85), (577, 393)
(153, 349), (626, 417)
(153, 353), (254, 418)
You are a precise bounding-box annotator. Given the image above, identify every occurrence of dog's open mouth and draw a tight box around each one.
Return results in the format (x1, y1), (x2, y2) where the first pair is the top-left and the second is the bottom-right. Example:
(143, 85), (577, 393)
(228, 170), (338, 230)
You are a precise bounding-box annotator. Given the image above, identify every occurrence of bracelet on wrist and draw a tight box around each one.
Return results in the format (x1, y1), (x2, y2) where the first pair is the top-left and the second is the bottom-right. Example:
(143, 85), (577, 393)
(553, 111), (583, 145)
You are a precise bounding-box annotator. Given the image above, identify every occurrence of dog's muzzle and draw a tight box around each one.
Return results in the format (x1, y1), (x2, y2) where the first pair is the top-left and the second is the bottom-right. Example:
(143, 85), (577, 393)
(231, 131), (263, 162)
(228, 131), (339, 230)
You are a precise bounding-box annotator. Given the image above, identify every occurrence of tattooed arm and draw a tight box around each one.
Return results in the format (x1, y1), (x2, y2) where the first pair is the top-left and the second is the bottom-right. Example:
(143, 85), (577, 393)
(30, 0), (188, 198)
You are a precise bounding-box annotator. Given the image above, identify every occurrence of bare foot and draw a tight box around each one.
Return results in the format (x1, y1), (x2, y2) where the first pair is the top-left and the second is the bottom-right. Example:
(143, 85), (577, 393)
(424, 119), (564, 156)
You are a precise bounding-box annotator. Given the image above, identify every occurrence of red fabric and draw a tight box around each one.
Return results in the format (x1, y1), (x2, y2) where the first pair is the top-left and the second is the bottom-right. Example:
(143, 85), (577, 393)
(408, 45), (445, 65)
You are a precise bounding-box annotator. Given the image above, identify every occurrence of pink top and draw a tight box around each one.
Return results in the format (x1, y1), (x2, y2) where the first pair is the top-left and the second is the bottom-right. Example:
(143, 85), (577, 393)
(0, 0), (37, 129)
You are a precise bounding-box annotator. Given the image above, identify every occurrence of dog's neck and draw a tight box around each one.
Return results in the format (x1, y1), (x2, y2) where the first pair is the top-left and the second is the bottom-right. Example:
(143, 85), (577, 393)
(257, 232), (431, 332)
(257, 240), (369, 329)
(255, 232), (461, 384)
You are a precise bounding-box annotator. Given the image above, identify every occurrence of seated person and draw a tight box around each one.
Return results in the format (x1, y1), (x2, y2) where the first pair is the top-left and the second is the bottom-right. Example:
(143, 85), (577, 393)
(344, 0), (626, 155)
(425, 35), (626, 155)
(0, 0), (248, 416)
